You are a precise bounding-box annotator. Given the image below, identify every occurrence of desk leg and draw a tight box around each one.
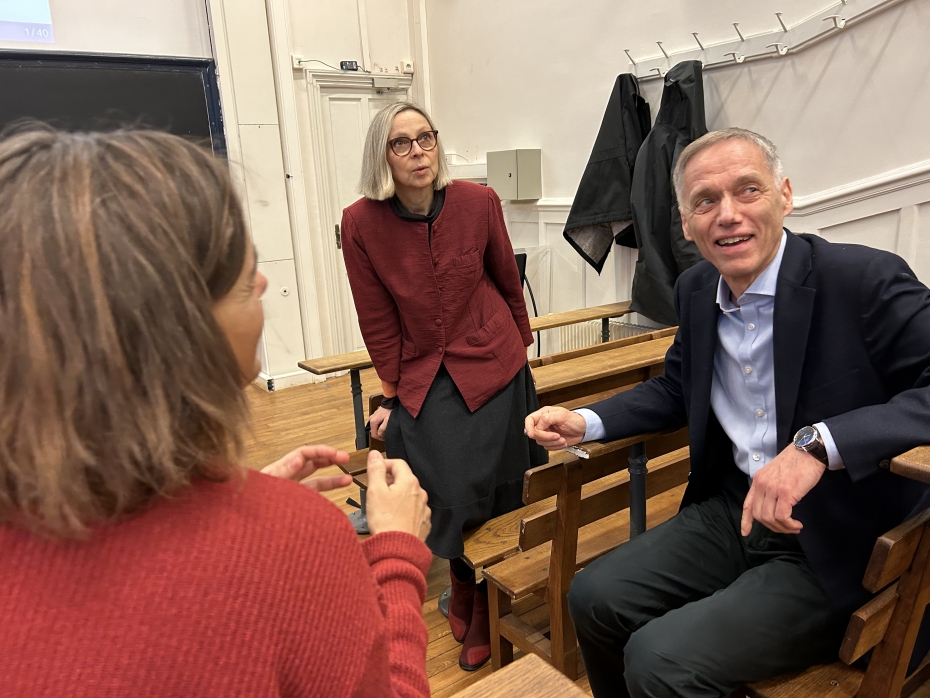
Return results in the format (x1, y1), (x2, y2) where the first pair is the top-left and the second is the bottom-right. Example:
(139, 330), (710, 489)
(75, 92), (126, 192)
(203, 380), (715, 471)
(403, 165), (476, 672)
(350, 368), (367, 450)
(628, 442), (647, 538)
(601, 317), (610, 343)
(346, 488), (370, 535)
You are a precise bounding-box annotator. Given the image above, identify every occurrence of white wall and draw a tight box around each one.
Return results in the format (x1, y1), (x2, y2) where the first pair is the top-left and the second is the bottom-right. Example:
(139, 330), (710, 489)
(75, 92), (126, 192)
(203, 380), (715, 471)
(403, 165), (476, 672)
(0, 0), (212, 56)
(287, 0), (411, 74)
(423, 0), (930, 333)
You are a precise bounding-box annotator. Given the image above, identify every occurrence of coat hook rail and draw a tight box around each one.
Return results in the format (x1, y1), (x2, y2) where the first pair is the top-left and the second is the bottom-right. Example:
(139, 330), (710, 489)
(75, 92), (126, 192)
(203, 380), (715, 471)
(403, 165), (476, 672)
(823, 14), (847, 28)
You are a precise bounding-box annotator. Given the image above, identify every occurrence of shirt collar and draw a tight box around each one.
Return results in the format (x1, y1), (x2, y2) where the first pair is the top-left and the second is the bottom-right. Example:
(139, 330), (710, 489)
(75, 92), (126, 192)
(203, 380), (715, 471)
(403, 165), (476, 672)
(716, 230), (788, 313)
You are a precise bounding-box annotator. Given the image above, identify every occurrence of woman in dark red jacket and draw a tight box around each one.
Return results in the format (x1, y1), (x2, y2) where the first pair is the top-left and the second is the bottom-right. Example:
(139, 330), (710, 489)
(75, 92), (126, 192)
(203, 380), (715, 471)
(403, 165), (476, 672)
(342, 101), (547, 671)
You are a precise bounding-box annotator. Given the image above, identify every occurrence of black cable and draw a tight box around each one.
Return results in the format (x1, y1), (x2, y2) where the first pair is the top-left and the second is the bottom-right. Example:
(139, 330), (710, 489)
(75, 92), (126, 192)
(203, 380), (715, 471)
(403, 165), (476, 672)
(525, 278), (541, 358)
(298, 59), (371, 73)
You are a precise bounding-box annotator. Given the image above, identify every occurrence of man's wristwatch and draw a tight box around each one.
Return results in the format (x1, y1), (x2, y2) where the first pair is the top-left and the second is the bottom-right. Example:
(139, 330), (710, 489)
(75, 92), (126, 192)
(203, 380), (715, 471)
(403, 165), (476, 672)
(793, 425), (829, 467)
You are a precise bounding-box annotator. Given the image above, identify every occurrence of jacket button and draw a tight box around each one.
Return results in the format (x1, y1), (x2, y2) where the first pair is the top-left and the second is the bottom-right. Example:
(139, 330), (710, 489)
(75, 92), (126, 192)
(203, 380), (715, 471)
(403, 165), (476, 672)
(437, 347), (444, 354)
(879, 459), (891, 469)
(435, 318), (442, 326)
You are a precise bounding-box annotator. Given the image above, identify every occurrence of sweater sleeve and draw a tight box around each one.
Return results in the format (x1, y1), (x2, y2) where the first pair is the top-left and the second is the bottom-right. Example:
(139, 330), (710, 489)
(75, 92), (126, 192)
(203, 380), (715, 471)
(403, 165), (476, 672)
(341, 208), (404, 383)
(359, 532), (433, 698)
(484, 187), (535, 347)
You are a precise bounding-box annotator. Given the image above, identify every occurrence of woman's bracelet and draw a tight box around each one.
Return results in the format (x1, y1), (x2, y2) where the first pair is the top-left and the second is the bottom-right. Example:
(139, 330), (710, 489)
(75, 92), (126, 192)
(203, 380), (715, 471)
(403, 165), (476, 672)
(381, 395), (398, 410)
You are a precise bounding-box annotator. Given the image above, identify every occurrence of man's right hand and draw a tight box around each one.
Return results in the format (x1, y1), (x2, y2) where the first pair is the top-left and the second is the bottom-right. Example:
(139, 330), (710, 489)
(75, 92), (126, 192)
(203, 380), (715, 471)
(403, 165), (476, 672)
(524, 406), (587, 450)
(366, 450), (432, 542)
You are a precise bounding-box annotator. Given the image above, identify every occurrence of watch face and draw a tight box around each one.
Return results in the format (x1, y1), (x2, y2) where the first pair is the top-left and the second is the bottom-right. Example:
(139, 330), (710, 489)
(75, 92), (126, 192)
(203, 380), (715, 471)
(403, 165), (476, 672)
(795, 426), (817, 449)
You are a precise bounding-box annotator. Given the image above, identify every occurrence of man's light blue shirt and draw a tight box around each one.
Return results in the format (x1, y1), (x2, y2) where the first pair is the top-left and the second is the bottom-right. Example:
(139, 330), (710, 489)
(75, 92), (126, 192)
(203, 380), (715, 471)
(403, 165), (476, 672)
(577, 231), (843, 477)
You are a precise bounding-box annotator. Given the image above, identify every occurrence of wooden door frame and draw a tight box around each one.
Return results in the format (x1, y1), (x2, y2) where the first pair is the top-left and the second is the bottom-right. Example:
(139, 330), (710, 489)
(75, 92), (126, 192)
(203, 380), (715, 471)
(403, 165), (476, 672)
(300, 69), (412, 355)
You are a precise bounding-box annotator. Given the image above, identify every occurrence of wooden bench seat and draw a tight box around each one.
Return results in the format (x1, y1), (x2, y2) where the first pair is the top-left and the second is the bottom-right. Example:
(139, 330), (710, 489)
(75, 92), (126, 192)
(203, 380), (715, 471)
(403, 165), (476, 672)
(484, 441), (691, 679)
(485, 482), (687, 600)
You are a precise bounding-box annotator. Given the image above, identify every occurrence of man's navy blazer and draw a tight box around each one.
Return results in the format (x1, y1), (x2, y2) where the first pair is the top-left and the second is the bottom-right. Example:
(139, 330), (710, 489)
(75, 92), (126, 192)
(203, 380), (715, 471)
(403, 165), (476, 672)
(589, 231), (930, 610)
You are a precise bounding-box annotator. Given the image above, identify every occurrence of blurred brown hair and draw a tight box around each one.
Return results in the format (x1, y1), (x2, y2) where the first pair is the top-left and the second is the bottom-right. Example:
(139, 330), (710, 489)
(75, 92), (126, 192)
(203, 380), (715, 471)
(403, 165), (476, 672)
(0, 127), (250, 537)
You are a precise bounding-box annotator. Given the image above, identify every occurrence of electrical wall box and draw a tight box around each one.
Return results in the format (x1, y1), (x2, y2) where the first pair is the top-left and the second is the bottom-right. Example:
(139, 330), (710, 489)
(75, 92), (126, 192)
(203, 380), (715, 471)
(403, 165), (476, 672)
(486, 149), (542, 200)
(340, 60), (358, 71)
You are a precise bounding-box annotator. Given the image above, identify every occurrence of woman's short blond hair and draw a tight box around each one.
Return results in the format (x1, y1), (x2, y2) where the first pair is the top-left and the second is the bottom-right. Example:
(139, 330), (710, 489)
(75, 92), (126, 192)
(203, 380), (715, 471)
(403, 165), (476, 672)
(0, 127), (250, 538)
(358, 101), (452, 200)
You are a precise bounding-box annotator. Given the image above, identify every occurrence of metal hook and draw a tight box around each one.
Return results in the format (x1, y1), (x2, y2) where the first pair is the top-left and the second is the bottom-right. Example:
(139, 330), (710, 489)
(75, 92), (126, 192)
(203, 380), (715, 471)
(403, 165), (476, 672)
(766, 42), (789, 56)
(823, 14), (847, 28)
(692, 32), (705, 50)
(656, 41), (670, 60)
(775, 12), (788, 32)
(723, 51), (746, 64)
(624, 49), (637, 66)
(650, 67), (666, 78)
(733, 22), (745, 41)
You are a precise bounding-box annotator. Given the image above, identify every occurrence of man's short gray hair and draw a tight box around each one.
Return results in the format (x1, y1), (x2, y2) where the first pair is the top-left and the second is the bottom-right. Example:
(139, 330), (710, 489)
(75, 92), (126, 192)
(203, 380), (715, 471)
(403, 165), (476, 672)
(672, 128), (784, 205)
(358, 100), (452, 200)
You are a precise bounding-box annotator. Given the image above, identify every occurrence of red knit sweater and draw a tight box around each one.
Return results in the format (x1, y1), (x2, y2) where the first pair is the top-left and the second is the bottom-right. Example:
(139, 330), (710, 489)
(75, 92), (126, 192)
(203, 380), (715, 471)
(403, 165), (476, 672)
(0, 470), (433, 697)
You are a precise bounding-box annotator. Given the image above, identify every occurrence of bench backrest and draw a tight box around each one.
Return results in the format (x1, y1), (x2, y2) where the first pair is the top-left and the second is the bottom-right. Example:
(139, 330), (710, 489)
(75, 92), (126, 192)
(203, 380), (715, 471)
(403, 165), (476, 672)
(527, 326), (677, 369)
(837, 508), (930, 697)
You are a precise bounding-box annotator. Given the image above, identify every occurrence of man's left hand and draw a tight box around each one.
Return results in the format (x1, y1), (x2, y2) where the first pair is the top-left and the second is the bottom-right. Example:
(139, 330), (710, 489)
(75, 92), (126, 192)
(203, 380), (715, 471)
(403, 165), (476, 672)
(261, 445), (352, 492)
(741, 445), (827, 536)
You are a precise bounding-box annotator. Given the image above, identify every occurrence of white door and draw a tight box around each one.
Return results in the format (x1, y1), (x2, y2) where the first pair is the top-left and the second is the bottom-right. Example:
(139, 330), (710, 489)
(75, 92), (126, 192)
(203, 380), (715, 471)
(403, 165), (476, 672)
(316, 86), (409, 353)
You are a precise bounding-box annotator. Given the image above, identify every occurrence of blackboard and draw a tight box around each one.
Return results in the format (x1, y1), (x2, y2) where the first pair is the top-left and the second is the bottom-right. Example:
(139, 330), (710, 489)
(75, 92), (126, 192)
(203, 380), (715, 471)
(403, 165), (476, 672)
(0, 51), (226, 155)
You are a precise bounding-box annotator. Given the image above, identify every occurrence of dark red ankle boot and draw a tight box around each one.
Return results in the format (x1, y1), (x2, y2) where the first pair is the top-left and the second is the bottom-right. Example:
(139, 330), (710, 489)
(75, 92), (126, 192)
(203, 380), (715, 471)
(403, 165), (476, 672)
(448, 569), (475, 643)
(459, 587), (491, 671)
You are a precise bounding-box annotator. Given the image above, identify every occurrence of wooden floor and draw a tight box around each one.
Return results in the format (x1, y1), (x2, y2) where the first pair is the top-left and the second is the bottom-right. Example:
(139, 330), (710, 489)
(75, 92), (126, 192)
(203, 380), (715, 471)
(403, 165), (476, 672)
(241, 371), (594, 697)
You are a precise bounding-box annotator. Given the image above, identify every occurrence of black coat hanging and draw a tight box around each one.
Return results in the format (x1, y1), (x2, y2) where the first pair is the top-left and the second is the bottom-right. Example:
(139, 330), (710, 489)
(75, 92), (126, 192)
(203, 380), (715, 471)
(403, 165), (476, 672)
(629, 60), (706, 326)
(562, 74), (651, 274)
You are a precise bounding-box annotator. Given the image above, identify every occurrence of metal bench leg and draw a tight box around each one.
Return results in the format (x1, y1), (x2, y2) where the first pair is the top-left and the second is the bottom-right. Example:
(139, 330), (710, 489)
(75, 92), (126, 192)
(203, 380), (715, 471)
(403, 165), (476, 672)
(350, 368), (368, 450)
(438, 586), (451, 617)
(628, 442), (647, 538)
(346, 488), (370, 535)
(601, 317), (610, 343)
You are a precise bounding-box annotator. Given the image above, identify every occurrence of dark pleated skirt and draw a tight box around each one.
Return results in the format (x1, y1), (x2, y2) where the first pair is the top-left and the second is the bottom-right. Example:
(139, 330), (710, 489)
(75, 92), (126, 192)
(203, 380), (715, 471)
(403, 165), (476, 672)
(385, 362), (548, 559)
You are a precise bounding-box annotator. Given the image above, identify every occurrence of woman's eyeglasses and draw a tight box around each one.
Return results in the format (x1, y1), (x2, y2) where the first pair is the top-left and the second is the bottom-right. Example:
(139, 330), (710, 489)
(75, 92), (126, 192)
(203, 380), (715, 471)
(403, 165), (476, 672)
(388, 130), (439, 157)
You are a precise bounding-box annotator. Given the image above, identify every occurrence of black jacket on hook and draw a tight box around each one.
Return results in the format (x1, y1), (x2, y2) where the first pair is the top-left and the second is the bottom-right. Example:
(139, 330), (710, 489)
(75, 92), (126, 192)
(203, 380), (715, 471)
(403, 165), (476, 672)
(562, 74), (651, 274)
(630, 60), (706, 326)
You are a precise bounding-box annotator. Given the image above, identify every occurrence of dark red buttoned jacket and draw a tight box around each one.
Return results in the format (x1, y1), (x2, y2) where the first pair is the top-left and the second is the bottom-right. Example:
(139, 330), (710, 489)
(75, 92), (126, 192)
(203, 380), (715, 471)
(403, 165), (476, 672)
(341, 181), (534, 418)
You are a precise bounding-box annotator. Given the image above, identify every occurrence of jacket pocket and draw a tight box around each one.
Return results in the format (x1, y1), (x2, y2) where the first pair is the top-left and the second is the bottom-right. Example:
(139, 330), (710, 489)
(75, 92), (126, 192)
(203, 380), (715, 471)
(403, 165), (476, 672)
(401, 339), (418, 359)
(452, 249), (481, 268)
(465, 312), (508, 346)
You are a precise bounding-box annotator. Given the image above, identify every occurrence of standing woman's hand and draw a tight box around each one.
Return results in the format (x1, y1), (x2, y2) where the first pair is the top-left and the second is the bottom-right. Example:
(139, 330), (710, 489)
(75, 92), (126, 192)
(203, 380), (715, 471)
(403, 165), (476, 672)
(369, 405), (393, 440)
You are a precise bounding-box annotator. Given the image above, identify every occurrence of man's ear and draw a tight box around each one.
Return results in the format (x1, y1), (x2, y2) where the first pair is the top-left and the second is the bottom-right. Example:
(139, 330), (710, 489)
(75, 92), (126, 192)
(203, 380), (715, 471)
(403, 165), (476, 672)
(681, 207), (693, 241)
(781, 177), (794, 217)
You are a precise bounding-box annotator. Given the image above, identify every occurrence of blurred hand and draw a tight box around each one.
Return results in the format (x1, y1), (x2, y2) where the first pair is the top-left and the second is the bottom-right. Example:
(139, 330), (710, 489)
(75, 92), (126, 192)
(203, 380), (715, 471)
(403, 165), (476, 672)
(740, 445), (826, 536)
(369, 406), (393, 440)
(261, 445), (352, 493)
(524, 405), (587, 450)
(365, 450), (431, 542)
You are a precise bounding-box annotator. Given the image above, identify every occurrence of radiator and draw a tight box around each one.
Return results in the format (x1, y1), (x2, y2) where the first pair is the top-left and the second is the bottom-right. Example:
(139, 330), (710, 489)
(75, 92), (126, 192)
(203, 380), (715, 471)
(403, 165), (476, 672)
(558, 319), (654, 352)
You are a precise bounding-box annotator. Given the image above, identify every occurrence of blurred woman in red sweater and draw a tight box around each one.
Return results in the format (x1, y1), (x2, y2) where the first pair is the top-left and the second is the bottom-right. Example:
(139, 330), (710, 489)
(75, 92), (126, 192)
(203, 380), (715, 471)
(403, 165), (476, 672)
(0, 128), (432, 698)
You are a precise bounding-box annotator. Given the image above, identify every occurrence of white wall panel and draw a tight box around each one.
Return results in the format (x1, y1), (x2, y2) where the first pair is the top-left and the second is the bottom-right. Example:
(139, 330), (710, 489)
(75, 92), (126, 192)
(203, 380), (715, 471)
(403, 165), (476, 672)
(238, 124), (295, 262)
(258, 260), (306, 377)
(223, 0), (279, 125)
(819, 209), (901, 253)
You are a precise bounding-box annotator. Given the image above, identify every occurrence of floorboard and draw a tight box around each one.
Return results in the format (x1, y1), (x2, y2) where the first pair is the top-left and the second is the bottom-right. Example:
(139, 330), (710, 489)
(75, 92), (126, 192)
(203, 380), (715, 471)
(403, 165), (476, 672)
(242, 373), (593, 696)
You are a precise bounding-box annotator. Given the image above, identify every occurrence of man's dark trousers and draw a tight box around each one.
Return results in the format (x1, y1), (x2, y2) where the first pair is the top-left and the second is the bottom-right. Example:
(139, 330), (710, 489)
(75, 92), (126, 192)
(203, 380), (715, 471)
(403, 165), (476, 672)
(567, 469), (848, 698)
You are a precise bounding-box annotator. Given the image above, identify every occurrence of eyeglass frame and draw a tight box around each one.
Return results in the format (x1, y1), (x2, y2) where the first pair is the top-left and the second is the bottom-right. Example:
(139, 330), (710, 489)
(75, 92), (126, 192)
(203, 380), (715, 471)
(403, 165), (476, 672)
(387, 130), (439, 157)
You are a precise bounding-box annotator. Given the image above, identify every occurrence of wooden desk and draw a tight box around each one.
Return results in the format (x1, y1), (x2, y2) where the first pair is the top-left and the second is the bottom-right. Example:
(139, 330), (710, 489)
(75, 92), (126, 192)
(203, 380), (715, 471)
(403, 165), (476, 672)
(296, 301), (636, 449)
(453, 654), (588, 698)
(891, 446), (930, 485)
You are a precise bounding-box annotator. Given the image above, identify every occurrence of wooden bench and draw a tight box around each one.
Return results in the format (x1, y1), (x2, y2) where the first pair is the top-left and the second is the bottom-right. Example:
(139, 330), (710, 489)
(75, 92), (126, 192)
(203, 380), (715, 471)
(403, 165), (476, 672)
(483, 434), (692, 679)
(743, 504), (930, 698)
(297, 301), (638, 449)
(453, 653), (588, 698)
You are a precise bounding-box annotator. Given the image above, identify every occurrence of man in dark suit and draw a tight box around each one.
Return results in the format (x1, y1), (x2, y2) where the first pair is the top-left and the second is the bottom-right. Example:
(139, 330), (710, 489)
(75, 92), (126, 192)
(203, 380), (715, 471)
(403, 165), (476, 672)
(525, 128), (930, 698)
